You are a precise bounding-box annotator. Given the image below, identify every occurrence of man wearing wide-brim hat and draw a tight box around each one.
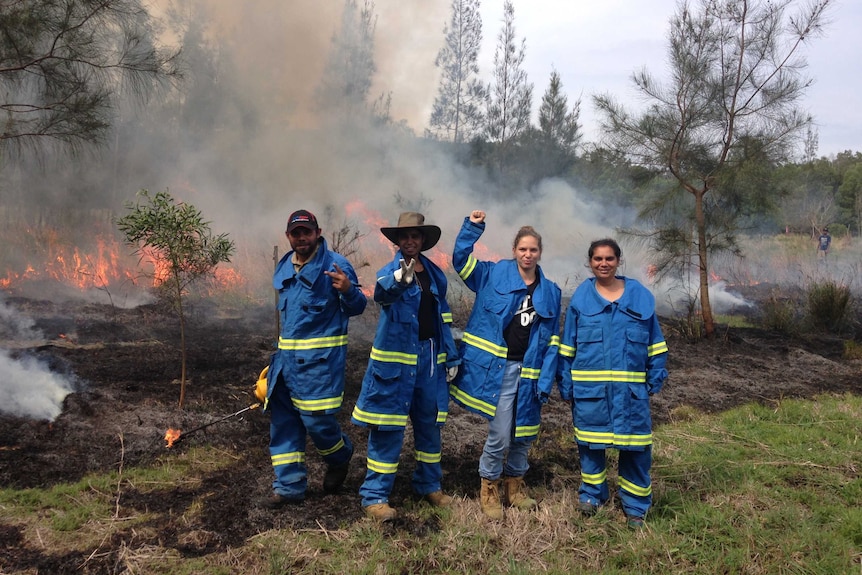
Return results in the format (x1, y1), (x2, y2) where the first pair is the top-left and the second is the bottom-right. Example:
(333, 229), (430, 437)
(352, 211), (461, 521)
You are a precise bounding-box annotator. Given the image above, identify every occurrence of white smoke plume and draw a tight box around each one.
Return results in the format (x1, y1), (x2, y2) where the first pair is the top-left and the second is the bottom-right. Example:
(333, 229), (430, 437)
(0, 299), (75, 421)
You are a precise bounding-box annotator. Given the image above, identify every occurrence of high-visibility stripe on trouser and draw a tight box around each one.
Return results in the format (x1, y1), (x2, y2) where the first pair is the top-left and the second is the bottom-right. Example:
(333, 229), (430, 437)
(618, 447), (652, 518)
(409, 340), (444, 496)
(359, 339), (444, 505)
(269, 381), (352, 498)
(577, 445), (610, 507)
(360, 427), (405, 506)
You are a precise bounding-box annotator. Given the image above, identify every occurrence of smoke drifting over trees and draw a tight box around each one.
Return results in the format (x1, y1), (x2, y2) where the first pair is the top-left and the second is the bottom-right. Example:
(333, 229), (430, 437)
(0, 0), (857, 327)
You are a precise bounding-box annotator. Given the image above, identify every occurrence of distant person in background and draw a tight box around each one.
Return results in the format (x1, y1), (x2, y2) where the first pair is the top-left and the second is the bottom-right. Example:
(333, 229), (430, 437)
(352, 212), (460, 522)
(558, 238), (668, 529)
(450, 210), (561, 521)
(817, 228), (832, 261)
(262, 209), (367, 508)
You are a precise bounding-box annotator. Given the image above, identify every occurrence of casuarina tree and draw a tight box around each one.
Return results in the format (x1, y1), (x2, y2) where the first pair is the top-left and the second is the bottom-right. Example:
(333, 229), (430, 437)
(594, 0), (831, 337)
(116, 189), (235, 409)
(0, 0), (180, 156)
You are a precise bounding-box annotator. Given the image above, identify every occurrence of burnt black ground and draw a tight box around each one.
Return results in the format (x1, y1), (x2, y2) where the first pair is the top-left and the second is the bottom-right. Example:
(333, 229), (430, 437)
(0, 292), (860, 574)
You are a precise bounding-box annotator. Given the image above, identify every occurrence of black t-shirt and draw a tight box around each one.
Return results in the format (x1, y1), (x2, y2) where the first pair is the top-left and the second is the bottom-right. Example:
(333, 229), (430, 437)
(416, 269), (438, 341)
(504, 277), (539, 361)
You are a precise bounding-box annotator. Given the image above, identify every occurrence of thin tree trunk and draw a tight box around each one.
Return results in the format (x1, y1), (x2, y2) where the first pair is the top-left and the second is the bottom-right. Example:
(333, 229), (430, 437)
(695, 190), (715, 338)
(176, 276), (187, 409)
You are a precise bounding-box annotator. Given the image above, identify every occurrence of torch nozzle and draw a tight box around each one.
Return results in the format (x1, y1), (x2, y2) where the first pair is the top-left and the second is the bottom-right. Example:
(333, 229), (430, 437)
(164, 402), (262, 448)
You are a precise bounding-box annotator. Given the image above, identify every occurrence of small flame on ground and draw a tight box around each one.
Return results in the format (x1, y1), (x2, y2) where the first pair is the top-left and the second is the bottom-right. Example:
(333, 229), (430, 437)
(164, 428), (181, 448)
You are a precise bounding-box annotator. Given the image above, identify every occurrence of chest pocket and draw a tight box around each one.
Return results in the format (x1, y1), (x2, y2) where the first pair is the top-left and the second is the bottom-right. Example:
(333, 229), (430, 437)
(625, 327), (650, 369)
(573, 327), (603, 367)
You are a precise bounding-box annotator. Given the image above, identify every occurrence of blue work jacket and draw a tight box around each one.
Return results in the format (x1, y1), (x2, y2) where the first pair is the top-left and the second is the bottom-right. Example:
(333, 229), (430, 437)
(449, 217), (561, 441)
(265, 237), (367, 413)
(351, 251), (460, 431)
(557, 276), (668, 450)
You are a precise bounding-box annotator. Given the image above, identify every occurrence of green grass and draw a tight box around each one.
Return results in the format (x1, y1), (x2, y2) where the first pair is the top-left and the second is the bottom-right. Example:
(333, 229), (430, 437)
(3, 396), (862, 574)
(713, 313), (756, 328)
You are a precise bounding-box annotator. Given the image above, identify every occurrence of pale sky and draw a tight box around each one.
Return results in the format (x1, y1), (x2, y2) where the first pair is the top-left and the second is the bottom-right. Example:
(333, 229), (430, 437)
(474, 0), (858, 157)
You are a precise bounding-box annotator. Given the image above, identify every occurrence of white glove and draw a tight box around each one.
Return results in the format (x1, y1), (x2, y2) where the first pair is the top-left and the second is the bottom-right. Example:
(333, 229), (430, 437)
(393, 258), (416, 284)
(446, 365), (459, 383)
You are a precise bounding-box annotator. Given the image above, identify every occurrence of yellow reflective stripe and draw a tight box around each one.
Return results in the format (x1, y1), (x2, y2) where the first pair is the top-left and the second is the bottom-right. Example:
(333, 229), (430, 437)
(271, 452), (305, 466)
(619, 476), (652, 497)
(463, 332), (507, 358)
(370, 347), (418, 365)
(318, 437), (345, 457)
(352, 407), (409, 427)
(458, 254), (477, 280)
(367, 458), (398, 474)
(441, 312), (453, 323)
(520, 367), (540, 380)
(278, 334), (348, 350)
(648, 341), (668, 356)
(436, 352), (448, 364)
(414, 450), (442, 464)
(581, 469), (607, 485)
(571, 370), (646, 383)
(575, 427), (653, 446)
(292, 394), (343, 412)
(437, 411), (448, 424)
(515, 423), (540, 438)
(549, 335), (560, 347)
(559, 343), (576, 358)
(449, 384), (496, 417)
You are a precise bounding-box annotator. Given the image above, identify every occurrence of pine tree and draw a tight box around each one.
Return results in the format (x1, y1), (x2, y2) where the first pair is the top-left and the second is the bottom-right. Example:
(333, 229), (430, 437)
(429, 0), (486, 144)
(538, 69), (581, 157)
(486, 0), (532, 176)
(315, 0), (378, 122)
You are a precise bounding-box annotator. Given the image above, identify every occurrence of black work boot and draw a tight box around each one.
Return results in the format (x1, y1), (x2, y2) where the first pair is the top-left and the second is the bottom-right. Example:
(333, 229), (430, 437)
(323, 448), (353, 493)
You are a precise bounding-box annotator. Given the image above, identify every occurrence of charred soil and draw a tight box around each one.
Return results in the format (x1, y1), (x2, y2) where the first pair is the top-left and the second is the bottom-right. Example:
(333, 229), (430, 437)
(1, 294), (860, 573)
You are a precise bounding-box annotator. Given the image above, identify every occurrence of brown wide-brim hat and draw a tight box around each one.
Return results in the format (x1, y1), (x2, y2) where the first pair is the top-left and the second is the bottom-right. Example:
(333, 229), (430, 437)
(380, 212), (442, 252)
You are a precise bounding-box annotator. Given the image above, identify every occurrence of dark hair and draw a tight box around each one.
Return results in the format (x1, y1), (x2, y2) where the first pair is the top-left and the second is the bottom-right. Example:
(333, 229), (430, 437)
(512, 226), (542, 251)
(588, 238), (621, 259)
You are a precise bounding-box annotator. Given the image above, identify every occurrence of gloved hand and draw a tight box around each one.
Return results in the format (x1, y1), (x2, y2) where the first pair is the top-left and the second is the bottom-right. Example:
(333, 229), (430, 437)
(254, 366), (269, 403)
(393, 258), (416, 284)
(446, 365), (458, 382)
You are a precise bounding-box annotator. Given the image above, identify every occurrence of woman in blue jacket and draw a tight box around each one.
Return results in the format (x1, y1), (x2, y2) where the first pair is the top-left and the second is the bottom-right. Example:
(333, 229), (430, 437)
(352, 212), (460, 522)
(558, 238), (668, 529)
(451, 210), (561, 520)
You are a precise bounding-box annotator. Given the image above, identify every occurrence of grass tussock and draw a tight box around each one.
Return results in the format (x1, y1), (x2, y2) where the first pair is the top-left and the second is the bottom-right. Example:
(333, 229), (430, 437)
(3, 395), (862, 574)
(805, 280), (855, 334)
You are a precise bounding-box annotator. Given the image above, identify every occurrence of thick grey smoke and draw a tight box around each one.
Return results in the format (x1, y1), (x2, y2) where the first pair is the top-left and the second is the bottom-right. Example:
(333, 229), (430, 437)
(0, 299), (75, 421)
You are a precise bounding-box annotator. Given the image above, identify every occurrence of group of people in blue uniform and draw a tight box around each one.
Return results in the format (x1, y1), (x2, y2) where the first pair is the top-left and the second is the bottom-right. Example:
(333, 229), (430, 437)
(260, 208), (669, 529)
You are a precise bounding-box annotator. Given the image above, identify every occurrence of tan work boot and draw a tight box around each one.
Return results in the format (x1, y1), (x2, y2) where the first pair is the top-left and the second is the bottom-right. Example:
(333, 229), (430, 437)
(364, 503), (397, 522)
(424, 490), (453, 508)
(503, 476), (538, 510)
(480, 478), (504, 520)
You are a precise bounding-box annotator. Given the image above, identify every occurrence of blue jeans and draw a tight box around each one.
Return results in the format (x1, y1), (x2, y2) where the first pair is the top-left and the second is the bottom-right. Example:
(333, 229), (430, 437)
(479, 360), (530, 480)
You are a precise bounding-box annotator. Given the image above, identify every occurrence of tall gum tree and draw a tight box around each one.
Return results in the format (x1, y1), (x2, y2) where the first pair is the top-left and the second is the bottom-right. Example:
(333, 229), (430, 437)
(594, 0), (831, 337)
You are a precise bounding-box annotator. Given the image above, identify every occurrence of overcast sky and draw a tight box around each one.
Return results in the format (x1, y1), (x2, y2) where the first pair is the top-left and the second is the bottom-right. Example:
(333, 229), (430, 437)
(472, 0), (858, 157)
